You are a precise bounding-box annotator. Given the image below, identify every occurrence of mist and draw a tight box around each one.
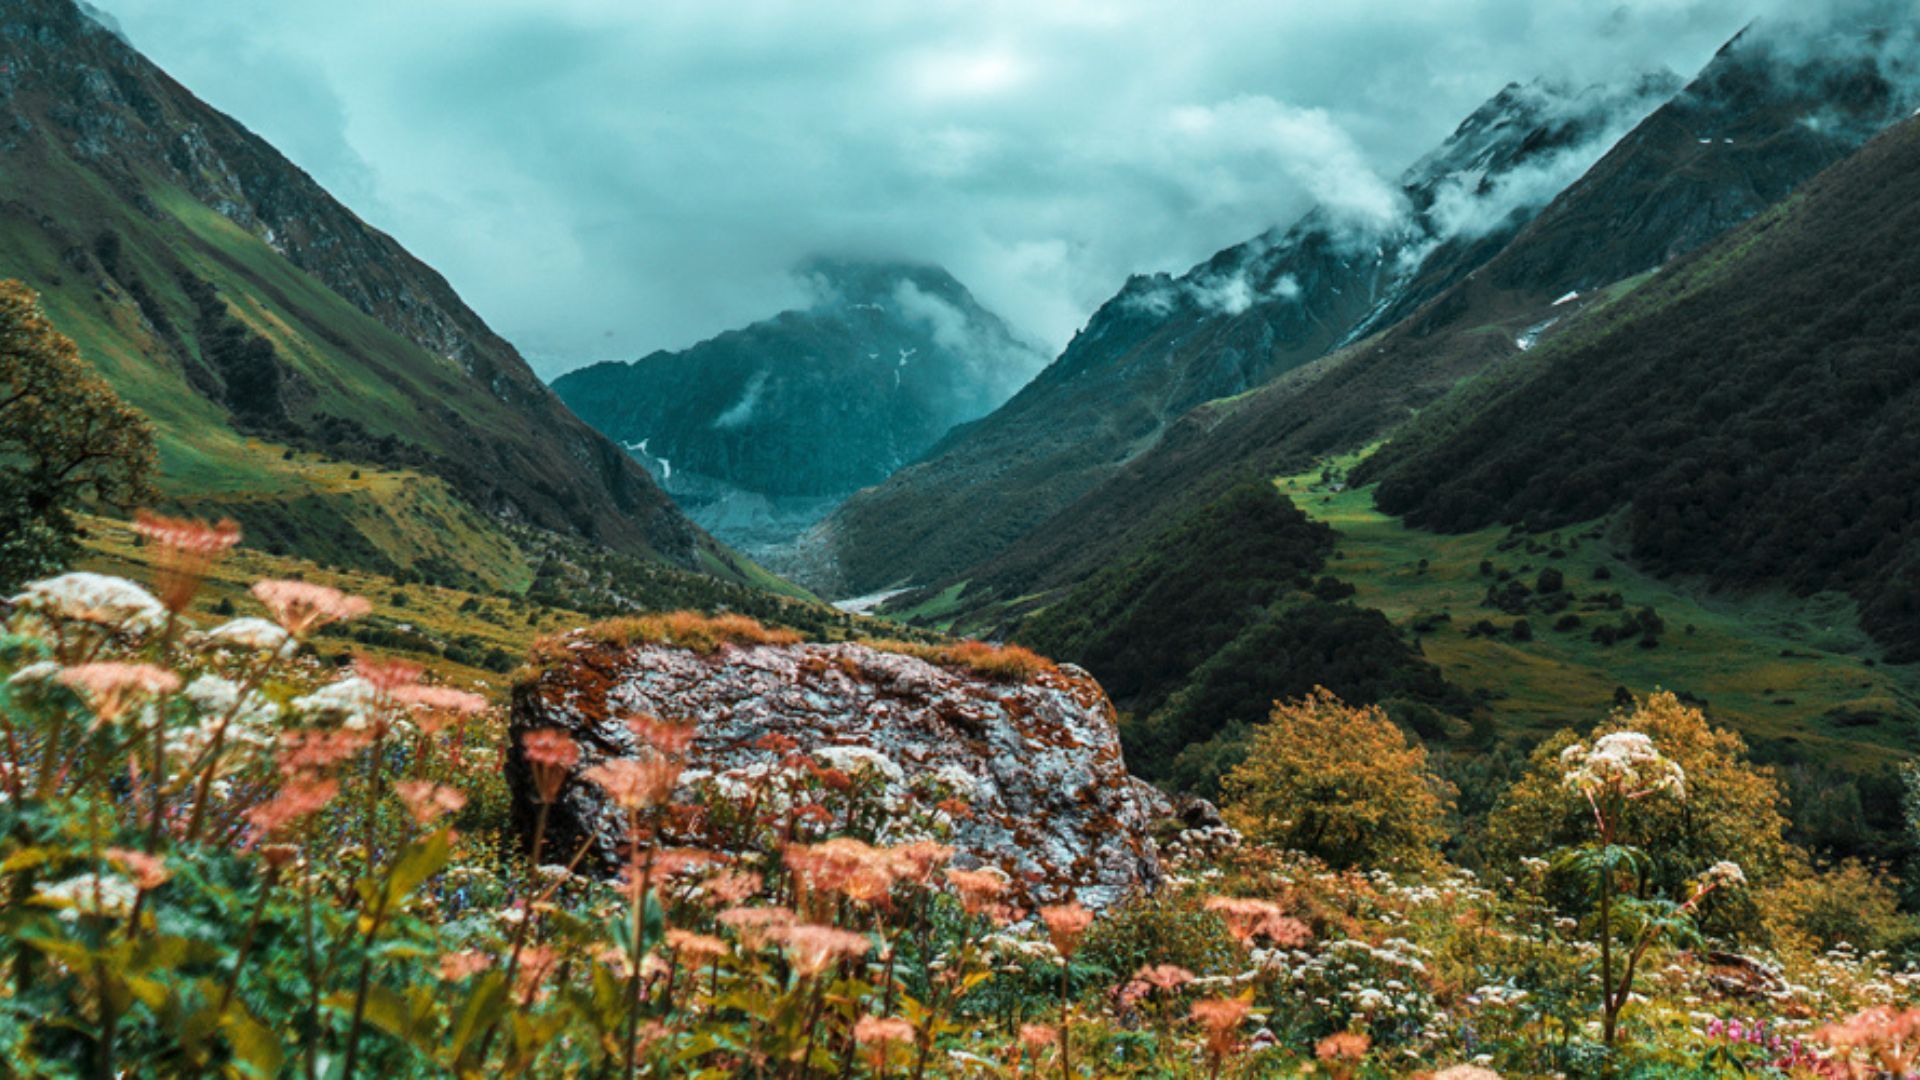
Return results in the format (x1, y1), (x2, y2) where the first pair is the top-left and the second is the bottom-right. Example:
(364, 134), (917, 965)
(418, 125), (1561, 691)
(91, 0), (1838, 377)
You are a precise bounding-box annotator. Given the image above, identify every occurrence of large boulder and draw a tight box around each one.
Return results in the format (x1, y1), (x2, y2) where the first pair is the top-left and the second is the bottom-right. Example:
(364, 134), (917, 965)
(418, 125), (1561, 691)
(506, 633), (1167, 908)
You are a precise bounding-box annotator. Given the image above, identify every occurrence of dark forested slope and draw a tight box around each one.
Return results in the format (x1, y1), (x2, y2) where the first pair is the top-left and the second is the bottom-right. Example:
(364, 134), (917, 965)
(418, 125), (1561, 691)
(1365, 117), (1920, 659)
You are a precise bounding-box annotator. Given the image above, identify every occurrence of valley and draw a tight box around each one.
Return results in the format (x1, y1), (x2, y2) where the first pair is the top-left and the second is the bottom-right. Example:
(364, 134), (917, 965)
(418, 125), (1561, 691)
(6, 1), (1920, 1074)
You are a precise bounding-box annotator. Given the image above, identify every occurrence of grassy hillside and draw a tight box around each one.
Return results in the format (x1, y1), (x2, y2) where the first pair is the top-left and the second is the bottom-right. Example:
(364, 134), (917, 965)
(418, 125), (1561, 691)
(1363, 117), (1920, 659)
(1284, 462), (1920, 767)
(0, 0), (759, 596)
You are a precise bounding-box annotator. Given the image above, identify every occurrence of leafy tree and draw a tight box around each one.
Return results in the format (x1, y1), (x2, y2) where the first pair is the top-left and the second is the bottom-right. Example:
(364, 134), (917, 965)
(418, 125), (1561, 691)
(0, 280), (155, 586)
(1220, 687), (1454, 870)
(1485, 691), (1793, 932)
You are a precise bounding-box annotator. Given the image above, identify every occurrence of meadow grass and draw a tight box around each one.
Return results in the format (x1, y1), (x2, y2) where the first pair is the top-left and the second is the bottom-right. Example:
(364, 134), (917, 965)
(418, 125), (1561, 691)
(1277, 458), (1920, 764)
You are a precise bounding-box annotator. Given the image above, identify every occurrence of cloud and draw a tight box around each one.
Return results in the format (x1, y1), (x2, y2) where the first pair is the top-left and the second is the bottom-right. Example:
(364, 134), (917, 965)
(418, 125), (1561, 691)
(1164, 97), (1407, 234)
(93, 0), (1823, 376)
(712, 370), (771, 430)
(891, 279), (1048, 405)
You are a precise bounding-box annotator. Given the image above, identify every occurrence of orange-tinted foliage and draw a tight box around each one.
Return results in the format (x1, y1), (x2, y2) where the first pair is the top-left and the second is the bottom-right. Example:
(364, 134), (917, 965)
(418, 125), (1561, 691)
(861, 638), (1055, 683)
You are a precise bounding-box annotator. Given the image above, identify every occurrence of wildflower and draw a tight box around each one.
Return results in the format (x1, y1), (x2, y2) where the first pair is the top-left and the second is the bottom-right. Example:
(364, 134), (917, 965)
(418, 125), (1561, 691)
(9, 572), (167, 635)
(1019, 1023), (1058, 1050)
(180, 674), (279, 736)
(514, 945), (559, 1002)
(250, 579), (371, 636)
(627, 714), (697, 756)
(1316, 1031), (1371, 1062)
(665, 929), (729, 963)
(274, 728), (370, 776)
(290, 677), (385, 730)
(394, 780), (467, 826)
(854, 1015), (916, 1053)
(247, 777), (339, 837)
(1813, 1005), (1920, 1063)
(1040, 901), (1094, 960)
(105, 848), (170, 890)
(1136, 964), (1196, 991)
(720, 905), (797, 949)
(393, 683), (488, 717)
(1560, 731), (1685, 799)
(854, 1014), (916, 1044)
(59, 662), (179, 723)
(700, 870), (763, 906)
(1432, 1068), (1503, 1079)
(132, 511), (240, 612)
(888, 840), (956, 884)
(34, 873), (141, 920)
(1191, 997), (1250, 1058)
(353, 656), (422, 694)
(787, 837), (898, 905)
(584, 756), (681, 811)
(521, 729), (580, 803)
(945, 866), (1009, 915)
(438, 950), (492, 982)
(1700, 861), (1747, 890)
(203, 616), (293, 656)
(781, 923), (871, 977)
(1206, 895), (1310, 946)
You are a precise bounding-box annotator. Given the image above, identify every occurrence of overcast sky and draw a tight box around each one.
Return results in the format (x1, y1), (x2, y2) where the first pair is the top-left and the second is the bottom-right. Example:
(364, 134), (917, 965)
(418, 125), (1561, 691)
(93, 0), (1794, 377)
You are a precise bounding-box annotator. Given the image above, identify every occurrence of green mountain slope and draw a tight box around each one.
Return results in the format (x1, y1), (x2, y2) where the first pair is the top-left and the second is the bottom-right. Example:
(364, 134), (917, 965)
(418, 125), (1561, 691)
(1364, 115), (1920, 661)
(808, 74), (1680, 596)
(922, 14), (1920, 624)
(0, 0), (745, 591)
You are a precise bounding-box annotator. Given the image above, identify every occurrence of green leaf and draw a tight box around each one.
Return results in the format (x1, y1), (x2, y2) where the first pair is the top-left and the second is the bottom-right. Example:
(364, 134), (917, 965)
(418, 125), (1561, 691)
(359, 985), (417, 1041)
(222, 1006), (285, 1079)
(446, 970), (508, 1059)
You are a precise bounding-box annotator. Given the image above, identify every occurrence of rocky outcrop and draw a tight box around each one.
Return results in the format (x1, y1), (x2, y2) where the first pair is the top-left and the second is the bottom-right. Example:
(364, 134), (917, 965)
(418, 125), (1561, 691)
(507, 633), (1168, 908)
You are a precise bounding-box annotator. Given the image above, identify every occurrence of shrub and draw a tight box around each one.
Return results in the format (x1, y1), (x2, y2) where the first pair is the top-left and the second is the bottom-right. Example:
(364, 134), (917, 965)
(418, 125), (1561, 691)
(1758, 860), (1910, 954)
(1080, 892), (1241, 981)
(1221, 687), (1454, 870)
(1485, 691), (1794, 936)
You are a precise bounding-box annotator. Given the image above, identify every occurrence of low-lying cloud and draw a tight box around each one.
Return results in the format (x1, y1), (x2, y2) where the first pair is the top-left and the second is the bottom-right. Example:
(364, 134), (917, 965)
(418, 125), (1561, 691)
(95, 0), (1833, 376)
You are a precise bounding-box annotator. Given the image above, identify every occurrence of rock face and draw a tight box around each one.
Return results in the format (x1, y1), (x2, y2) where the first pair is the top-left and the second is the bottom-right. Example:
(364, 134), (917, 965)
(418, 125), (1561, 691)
(507, 635), (1168, 908)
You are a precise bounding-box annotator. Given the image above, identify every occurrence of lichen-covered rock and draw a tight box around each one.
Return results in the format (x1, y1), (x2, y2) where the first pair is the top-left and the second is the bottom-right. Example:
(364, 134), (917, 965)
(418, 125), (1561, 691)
(507, 634), (1167, 908)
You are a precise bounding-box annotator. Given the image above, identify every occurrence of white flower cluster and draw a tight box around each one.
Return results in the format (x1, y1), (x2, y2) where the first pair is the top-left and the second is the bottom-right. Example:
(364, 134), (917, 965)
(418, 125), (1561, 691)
(8, 573), (167, 636)
(200, 617), (294, 657)
(291, 676), (395, 732)
(166, 675), (282, 774)
(1700, 860), (1747, 890)
(1560, 731), (1686, 797)
(33, 872), (140, 920)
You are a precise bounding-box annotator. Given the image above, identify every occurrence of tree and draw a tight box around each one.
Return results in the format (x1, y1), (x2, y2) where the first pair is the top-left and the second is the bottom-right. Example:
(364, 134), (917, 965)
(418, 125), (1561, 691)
(1486, 691), (1793, 933)
(1220, 687), (1454, 870)
(0, 280), (155, 586)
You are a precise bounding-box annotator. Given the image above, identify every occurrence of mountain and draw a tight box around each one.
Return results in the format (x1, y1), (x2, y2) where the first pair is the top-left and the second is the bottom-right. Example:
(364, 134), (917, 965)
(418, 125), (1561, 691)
(0, 0), (749, 592)
(802, 72), (1683, 597)
(551, 260), (1045, 556)
(1362, 113), (1920, 660)
(923, 12), (1920, 625)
